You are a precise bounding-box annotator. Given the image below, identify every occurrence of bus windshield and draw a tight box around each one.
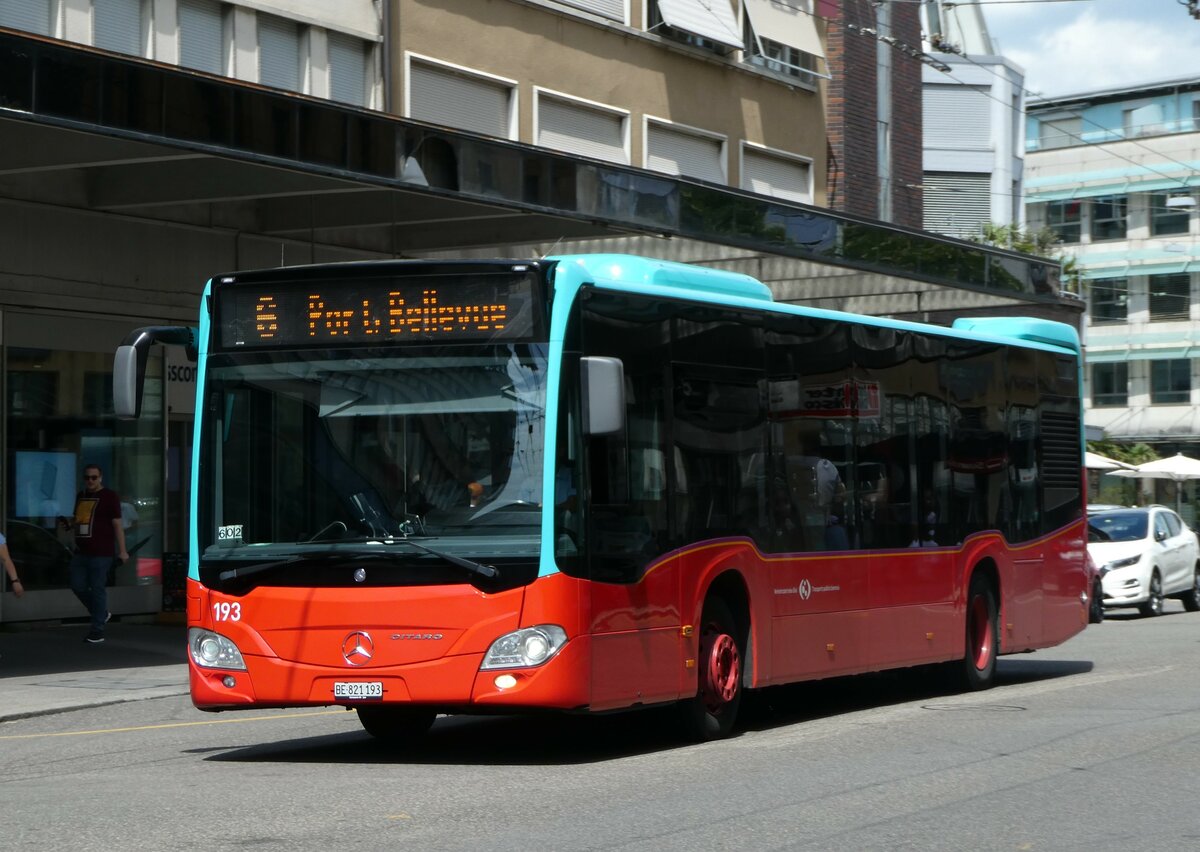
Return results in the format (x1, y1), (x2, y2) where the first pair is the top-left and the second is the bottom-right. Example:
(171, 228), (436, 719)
(198, 343), (549, 576)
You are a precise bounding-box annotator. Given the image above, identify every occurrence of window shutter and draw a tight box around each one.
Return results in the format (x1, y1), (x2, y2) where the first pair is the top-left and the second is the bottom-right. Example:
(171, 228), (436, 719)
(537, 97), (626, 164)
(409, 62), (512, 139)
(551, 0), (624, 22)
(328, 31), (368, 106)
(93, 0), (143, 55)
(741, 148), (810, 203)
(655, 0), (742, 49)
(922, 172), (991, 239)
(0, 0), (52, 36)
(647, 123), (723, 184)
(259, 14), (301, 92)
(925, 85), (990, 149)
(178, 0), (224, 75)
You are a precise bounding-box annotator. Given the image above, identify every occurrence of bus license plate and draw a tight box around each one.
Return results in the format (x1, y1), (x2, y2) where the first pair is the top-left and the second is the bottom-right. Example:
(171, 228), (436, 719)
(334, 681), (383, 700)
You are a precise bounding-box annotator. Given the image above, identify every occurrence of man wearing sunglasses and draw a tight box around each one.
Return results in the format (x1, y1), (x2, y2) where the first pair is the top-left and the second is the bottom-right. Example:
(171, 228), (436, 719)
(60, 464), (128, 643)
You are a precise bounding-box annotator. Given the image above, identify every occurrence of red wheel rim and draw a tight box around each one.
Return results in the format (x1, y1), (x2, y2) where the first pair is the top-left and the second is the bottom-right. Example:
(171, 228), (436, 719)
(701, 629), (740, 711)
(967, 594), (993, 670)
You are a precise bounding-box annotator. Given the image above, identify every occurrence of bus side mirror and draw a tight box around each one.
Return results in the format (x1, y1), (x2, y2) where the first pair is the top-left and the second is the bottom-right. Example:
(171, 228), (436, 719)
(581, 356), (625, 436)
(113, 344), (142, 419)
(113, 325), (197, 419)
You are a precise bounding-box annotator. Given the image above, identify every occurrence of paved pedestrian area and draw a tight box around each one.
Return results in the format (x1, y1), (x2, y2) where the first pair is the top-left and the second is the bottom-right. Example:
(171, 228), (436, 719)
(0, 619), (188, 722)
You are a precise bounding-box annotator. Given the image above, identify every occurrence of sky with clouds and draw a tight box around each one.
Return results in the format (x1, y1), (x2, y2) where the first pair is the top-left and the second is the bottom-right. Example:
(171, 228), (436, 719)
(978, 0), (1200, 98)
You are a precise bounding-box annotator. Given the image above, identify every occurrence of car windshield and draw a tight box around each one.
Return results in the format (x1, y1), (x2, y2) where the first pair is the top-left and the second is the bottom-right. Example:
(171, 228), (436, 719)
(198, 343), (548, 572)
(1088, 511), (1149, 543)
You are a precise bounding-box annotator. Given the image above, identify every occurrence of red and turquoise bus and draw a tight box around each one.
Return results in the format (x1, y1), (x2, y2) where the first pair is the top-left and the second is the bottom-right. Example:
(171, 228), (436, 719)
(115, 254), (1088, 741)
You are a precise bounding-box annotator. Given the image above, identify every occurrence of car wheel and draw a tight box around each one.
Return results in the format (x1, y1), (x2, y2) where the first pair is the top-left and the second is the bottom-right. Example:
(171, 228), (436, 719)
(1138, 571), (1164, 617)
(1180, 567), (1200, 613)
(1089, 579), (1105, 624)
(952, 572), (998, 691)
(678, 597), (744, 742)
(356, 706), (437, 742)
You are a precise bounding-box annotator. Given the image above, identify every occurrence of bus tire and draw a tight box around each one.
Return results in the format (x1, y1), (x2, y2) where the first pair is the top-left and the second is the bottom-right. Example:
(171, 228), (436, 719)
(955, 572), (998, 692)
(678, 597), (743, 742)
(356, 705), (437, 742)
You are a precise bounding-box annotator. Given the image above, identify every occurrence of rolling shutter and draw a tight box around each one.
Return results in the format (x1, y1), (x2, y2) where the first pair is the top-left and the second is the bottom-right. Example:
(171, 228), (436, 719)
(258, 14), (301, 92)
(922, 172), (990, 239)
(409, 62), (512, 139)
(178, 0), (224, 75)
(646, 123), (723, 183)
(743, 0), (824, 59)
(551, 0), (624, 22)
(537, 96), (627, 164)
(0, 0), (51, 36)
(93, 0), (143, 56)
(924, 85), (990, 149)
(329, 32), (368, 106)
(655, 0), (742, 50)
(741, 147), (810, 203)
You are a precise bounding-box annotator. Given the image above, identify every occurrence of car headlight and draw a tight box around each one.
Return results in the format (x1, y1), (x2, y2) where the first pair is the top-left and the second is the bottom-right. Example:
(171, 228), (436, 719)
(189, 627), (247, 670)
(1106, 555), (1141, 571)
(481, 625), (568, 670)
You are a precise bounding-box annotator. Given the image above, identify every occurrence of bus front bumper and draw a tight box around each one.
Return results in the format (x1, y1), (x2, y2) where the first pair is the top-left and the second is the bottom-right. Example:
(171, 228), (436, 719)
(189, 634), (592, 712)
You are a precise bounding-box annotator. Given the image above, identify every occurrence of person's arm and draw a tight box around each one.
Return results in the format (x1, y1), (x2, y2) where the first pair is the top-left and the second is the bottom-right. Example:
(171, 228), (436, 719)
(111, 493), (129, 561)
(1, 543), (22, 597)
(113, 517), (129, 562)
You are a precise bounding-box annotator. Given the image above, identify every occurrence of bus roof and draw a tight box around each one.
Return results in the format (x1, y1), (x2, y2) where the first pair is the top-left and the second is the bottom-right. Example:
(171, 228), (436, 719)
(550, 253), (1081, 357)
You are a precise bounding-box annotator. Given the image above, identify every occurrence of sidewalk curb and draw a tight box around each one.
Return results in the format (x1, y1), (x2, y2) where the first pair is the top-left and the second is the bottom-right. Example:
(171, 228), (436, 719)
(0, 690), (191, 725)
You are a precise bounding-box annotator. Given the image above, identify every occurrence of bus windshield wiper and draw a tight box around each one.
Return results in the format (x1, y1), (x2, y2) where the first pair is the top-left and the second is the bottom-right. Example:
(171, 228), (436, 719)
(374, 536), (499, 580)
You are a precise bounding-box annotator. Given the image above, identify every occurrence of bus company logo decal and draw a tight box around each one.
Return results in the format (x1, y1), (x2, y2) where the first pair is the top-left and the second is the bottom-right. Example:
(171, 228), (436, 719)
(341, 631), (374, 666)
(390, 632), (445, 641)
(773, 579), (841, 598)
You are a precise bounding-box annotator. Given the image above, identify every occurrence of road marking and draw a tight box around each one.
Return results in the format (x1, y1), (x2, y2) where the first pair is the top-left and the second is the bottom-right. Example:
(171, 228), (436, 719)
(0, 708), (349, 740)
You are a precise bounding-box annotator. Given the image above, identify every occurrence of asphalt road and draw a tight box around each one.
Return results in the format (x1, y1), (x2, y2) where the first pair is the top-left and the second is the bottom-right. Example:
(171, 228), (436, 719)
(3, 604), (1199, 852)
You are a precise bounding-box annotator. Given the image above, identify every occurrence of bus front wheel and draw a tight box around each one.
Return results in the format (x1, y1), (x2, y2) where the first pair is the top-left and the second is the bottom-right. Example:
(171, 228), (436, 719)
(356, 705), (437, 742)
(955, 573), (998, 692)
(679, 597), (743, 741)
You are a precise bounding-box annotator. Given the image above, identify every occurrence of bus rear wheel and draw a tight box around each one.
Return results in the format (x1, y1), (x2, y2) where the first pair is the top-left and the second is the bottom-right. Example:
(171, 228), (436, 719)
(679, 597), (743, 742)
(954, 573), (998, 691)
(356, 705), (437, 742)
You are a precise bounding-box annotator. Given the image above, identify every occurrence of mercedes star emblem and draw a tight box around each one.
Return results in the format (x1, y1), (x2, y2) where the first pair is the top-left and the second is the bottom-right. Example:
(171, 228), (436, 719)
(341, 631), (374, 666)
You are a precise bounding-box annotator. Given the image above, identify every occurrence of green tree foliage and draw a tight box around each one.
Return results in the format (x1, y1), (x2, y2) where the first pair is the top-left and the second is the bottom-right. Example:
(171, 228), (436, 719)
(969, 223), (1082, 293)
(1087, 440), (1160, 466)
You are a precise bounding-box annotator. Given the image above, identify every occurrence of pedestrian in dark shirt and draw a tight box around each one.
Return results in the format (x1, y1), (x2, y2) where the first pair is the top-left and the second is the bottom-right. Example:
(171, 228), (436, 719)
(60, 464), (128, 644)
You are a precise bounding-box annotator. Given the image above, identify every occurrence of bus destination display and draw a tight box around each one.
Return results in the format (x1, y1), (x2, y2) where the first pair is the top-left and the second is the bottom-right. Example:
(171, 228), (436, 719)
(218, 276), (535, 347)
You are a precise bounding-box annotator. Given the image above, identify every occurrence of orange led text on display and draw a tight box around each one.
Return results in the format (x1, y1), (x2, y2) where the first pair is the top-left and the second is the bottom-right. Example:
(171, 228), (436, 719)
(252, 290), (509, 340)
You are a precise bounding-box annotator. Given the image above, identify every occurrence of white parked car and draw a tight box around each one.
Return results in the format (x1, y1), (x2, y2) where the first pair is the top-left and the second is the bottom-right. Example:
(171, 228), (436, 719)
(1087, 507), (1200, 617)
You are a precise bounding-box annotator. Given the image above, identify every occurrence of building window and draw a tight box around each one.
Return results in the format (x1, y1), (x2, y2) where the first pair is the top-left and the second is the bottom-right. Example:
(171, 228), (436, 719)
(922, 172), (991, 239)
(1090, 278), (1128, 324)
(93, 0), (143, 57)
(1151, 359), (1191, 404)
(645, 120), (724, 183)
(1193, 99), (1200, 131)
(178, 0), (225, 76)
(328, 31), (369, 107)
(1091, 363), (1128, 407)
(741, 144), (811, 204)
(1090, 195), (1127, 241)
(1151, 193), (1192, 236)
(1149, 273), (1190, 322)
(408, 58), (515, 140)
(1046, 200), (1081, 243)
(742, 3), (822, 82)
(1123, 103), (1163, 138)
(648, 0), (741, 54)
(546, 0), (624, 22)
(0, 0), (51, 36)
(258, 14), (301, 92)
(537, 92), (628, 164)
(1037, 116), (1080, 150)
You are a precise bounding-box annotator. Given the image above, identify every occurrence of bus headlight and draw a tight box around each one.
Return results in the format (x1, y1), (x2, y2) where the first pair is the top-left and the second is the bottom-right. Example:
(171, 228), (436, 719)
(481, 625), (568, 669)
(189, 627), (247, 671)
